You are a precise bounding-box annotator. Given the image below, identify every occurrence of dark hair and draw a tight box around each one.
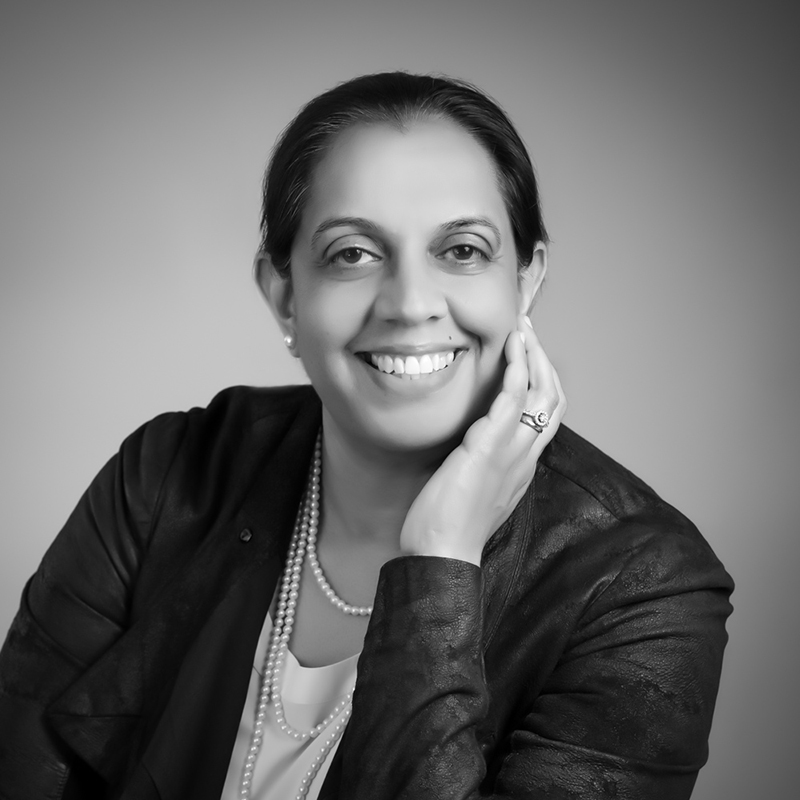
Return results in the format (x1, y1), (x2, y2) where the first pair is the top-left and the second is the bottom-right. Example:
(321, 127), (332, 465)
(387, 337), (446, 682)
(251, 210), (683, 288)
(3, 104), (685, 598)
(259, 72), (548, 275)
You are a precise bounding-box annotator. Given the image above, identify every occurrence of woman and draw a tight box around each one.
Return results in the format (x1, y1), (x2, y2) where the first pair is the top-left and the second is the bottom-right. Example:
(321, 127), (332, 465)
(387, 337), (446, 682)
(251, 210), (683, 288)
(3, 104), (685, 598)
(0, 73), (732, 799)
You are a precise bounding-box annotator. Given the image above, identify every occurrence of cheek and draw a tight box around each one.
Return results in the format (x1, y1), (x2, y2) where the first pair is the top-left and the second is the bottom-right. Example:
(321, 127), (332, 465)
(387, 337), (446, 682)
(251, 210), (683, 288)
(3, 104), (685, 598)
(295, 280), (371, 351)
(449, 273), (520, 346)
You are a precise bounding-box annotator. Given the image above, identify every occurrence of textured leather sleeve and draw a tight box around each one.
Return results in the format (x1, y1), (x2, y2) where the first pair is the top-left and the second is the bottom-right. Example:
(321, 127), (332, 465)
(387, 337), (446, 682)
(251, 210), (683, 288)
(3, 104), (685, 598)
(339, 541), (732, 800)
(0, 413), (188, 800)
(341, 557), (487, 799)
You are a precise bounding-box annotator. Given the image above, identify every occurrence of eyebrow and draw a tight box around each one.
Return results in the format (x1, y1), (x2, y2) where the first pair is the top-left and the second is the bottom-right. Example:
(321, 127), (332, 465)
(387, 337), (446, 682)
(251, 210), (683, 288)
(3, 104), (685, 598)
(440, 217), (502, 244)
(310, 217), (382, 249)
(309, 215), (503, 250)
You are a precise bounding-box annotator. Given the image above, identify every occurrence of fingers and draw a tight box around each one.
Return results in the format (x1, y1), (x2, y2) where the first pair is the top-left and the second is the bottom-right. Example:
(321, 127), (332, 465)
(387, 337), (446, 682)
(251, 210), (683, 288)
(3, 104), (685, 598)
(504, 327), (531, 407)
(520, 315), (556, 401)
(482, 325), (526, 425)
(465, 315), (565, 457)
(516, 314), (565, 447)
(551, 362), (567, 423)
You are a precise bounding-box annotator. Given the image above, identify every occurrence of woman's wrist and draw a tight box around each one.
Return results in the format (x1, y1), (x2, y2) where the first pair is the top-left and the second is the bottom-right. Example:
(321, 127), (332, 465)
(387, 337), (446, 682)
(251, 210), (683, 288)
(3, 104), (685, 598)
(399, 527), (483, 566)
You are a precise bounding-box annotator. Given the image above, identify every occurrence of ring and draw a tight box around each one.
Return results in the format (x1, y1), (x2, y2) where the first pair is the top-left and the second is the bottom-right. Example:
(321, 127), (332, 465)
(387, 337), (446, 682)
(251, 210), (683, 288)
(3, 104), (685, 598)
(520, 409), (550, 433)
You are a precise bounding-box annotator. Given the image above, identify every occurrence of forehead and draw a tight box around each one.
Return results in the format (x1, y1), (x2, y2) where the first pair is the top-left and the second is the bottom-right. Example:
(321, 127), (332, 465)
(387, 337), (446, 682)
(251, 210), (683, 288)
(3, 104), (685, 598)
(299, 119), (509, 235)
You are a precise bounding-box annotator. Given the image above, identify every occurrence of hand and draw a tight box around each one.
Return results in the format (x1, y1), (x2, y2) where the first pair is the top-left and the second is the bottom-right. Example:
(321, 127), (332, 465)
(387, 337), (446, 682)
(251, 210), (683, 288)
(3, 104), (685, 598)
(400, 315), (567, 566)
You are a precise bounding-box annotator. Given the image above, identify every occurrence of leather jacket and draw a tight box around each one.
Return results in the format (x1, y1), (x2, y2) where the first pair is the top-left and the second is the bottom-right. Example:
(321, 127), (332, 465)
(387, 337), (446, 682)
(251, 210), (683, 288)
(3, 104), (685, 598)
(0, 385), (733, 799)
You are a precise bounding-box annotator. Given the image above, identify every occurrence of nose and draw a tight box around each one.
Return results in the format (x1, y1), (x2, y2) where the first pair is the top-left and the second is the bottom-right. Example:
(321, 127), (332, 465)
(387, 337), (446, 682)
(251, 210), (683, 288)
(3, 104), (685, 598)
(373, 253), (448, 324)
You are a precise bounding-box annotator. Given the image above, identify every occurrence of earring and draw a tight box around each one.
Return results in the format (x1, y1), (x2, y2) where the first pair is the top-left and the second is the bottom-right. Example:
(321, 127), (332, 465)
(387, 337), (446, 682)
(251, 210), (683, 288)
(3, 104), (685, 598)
(283, 333), (296, 352)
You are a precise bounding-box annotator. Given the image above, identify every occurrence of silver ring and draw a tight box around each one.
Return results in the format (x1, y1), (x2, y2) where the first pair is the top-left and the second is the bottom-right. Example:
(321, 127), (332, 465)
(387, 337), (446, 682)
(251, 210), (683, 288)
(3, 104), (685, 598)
(520, 409), (550, 433)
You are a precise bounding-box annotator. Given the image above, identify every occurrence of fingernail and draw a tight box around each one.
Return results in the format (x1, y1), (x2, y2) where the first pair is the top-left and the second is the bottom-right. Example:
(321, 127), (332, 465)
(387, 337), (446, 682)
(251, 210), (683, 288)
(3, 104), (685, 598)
(523, 316), (533, 328)
(518, 332), (526, 345)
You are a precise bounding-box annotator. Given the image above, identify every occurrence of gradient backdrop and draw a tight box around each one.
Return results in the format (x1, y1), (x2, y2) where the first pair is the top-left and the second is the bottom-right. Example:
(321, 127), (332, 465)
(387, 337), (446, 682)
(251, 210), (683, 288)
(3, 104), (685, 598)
(1, 1), (797, 797)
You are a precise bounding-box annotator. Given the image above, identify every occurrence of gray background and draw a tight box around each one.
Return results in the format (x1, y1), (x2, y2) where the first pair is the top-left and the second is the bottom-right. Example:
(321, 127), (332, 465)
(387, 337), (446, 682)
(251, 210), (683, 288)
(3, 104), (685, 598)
(1, 1), (797, 797)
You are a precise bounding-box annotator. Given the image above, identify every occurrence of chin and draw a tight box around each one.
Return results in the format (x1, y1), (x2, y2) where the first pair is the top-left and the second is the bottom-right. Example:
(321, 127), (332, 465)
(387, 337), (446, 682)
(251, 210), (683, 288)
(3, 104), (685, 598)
(316, 353), (503, 458)
(341, 400), (479, 460)
(377, 418), (464, 454)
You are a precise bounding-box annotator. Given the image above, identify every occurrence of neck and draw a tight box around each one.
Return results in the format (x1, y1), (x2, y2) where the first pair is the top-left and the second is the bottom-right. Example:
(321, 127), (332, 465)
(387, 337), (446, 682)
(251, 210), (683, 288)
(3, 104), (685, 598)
(318, 409), (448, 552)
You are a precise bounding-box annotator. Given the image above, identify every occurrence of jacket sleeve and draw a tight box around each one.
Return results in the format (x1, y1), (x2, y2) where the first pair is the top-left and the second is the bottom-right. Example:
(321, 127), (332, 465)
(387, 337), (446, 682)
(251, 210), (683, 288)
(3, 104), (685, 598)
(338, 541), (733, 800)
(0, 413), (187, 800)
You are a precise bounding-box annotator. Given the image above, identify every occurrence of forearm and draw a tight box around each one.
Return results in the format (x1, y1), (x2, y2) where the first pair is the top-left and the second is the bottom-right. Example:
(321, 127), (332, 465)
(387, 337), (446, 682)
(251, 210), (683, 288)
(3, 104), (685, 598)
(339, 556), (489, 799)
(335, 548), (731, 800)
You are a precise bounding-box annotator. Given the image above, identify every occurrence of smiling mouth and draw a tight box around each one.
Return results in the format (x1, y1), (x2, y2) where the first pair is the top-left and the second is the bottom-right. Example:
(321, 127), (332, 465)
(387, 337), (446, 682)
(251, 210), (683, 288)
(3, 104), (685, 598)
(358, 350), (461, 377)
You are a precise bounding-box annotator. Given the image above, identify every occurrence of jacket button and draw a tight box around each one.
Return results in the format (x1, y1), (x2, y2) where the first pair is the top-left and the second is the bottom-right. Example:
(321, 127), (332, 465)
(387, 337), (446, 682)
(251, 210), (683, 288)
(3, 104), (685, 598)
(239, 528), (253, 543)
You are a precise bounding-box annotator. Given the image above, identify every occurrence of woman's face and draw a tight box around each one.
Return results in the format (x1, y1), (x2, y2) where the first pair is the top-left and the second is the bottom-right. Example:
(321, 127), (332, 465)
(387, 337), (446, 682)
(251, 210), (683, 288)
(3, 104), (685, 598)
(265, 119), (544, 457)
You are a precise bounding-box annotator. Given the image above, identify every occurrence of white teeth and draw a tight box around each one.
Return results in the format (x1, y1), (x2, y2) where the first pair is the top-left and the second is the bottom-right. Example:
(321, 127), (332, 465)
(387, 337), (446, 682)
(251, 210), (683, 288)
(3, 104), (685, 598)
(367, 350), (457, 376)
(379, 355), (393, 373)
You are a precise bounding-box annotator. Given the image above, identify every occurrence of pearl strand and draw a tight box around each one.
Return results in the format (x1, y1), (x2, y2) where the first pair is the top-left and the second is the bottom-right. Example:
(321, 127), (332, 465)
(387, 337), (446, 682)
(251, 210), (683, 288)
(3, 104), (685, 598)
(239, 432), (357, 799)
(293, 705), (351, 800)
(302, 431), (372, 617)
(307, 528), (373, 618)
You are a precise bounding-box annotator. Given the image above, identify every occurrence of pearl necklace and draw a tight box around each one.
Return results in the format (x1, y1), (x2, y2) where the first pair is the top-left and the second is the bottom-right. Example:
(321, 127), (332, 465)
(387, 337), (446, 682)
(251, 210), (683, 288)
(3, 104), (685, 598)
(308, 522), (373, 618)
(239, 431), (370, 800)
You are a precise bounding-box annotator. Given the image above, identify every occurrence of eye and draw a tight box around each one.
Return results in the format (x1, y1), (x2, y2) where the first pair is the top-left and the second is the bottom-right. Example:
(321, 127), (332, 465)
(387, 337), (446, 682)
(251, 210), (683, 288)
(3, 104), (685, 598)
(449, 245), (484, 261)
(440, 242), (491, 268)
(328, 247), (381, 268)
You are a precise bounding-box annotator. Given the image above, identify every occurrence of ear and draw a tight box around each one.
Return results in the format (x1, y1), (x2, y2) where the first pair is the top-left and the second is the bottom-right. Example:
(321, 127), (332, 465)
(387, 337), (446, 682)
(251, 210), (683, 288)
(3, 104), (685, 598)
(254, 253), (298, 350)
(517, 242), (548, 316)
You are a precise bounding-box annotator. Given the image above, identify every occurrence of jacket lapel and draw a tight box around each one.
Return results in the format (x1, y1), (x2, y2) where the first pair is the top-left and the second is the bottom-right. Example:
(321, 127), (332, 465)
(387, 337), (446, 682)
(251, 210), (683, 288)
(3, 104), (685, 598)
(46, 391), (322, 794)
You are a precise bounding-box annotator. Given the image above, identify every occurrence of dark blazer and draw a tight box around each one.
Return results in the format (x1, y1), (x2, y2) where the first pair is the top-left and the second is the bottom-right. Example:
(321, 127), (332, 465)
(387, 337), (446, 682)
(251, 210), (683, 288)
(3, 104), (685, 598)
(0, 385), (733, 799)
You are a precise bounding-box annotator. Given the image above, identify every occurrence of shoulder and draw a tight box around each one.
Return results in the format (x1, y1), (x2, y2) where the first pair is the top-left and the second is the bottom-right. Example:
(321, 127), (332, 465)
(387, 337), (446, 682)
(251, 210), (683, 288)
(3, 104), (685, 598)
(125, 384), (319, 471)
(136, 383), (318, 441)
(97, 384), (320, 554)
(541, 424), (685, 527)
(530, 424), (733, 603)
(188, 383), (319, 425)
(126, 381), (320, 494)
(35, 384), (319, 555)
(97, 384), (321, 606)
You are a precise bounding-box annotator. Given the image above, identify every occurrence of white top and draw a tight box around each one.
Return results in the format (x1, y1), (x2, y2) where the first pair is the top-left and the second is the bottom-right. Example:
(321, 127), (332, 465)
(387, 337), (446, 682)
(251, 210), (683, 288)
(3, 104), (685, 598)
(219, 613), (359, 800)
